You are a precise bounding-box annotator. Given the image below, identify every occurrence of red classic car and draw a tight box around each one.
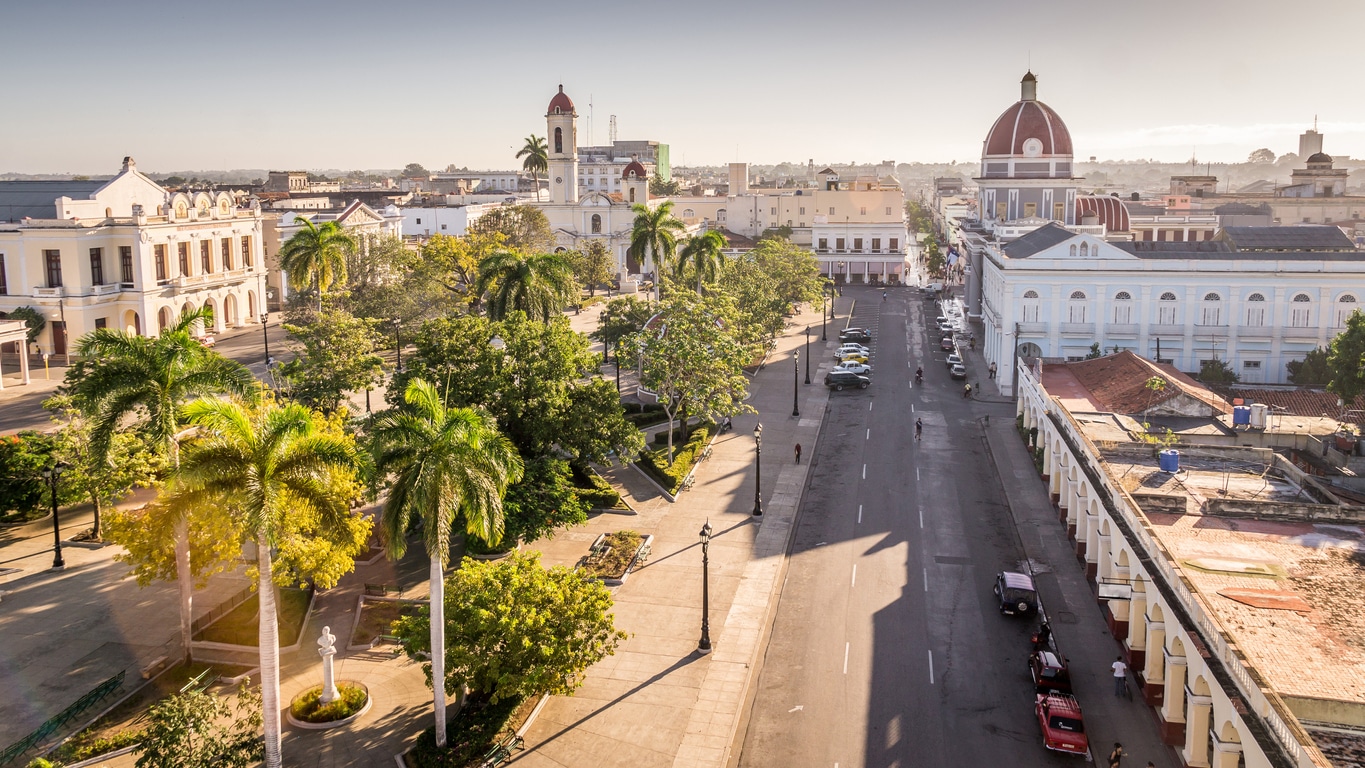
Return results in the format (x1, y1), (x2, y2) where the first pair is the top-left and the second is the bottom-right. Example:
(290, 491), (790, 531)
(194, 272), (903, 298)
(1028, 649), (1072, 694)
(1035, 692), (1089, 757)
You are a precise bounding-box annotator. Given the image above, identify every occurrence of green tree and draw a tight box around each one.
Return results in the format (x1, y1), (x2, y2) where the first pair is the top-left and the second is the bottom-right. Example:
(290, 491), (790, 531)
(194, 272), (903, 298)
(393, 551), (626, 704)
(675, 230), (727, 293)
(716, 253), (785, 355)
(370, 378), (523, 748)
(3, 306), (45, 344)
(1198, 358), (1239, 385)
(1248, 148), (1276, 164)
(170, 397), (368, 768)
(515, 135), (548, 195)
(134, 683), (263, 768)
(468, 205), (555, 253)
(751, 237), (823, 311)
(578, 240), (614, 296)
(758, 224), (793, 242)
(648, 172), (681, 197)
(593, 296), (653, 364)
(403, 163), (429, 178)
(1328, 312), (1365, 400)
(0, 431), (58, 519)
(500, 456), (589, 548)
(627, 201), (685, 300)
(67, 306), (256, 660)
(1287, 346), (1331, 387)
(474, 251), (577, 322)
(1085, 342), (1103, 360)
(924, 235), (945, 277)
(280, 310), (385, 412)
(278, 216), (356, 311)
(45, 395), (162, 539)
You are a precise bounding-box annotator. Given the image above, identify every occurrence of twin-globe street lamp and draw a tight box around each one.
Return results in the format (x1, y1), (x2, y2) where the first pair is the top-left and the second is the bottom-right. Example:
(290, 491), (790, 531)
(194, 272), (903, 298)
(697, 519), (713, 654)
(42, 462), (67, 570)
(751, 423), (763, 517)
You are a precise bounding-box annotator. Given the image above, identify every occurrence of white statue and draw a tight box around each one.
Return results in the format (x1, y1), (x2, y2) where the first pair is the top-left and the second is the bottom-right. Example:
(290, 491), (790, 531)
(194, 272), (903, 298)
(317, 626), (339, 703)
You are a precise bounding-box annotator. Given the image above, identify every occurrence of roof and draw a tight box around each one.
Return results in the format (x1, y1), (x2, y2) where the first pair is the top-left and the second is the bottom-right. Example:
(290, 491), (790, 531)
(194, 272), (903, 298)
(1307, 152), (1333, 164)
(1074, 195), (1130, 231)
(1212, 386), (1365, 423)
(1001, 222), (1079, 258)
(0, 179), (106, 222)
(817, 167), (837, 176)
(1047, 351), (1232, 416)
(1219, 225), (1355, 251)
(1213, 202), (1271, 216)
(1000, 571), (1035, 590)
(983, 98), (1073, 157)
(622, 160), (648, 179)
(547, 84), (575, 115)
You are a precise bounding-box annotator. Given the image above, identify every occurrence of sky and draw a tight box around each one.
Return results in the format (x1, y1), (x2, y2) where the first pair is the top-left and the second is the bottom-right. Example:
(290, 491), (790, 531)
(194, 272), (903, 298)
(3, 0), (1364, 175)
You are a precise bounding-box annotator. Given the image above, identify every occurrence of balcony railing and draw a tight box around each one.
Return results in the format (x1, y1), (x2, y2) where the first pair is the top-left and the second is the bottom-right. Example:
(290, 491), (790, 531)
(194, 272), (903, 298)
(1149, 323), (1183, 336)
(32, 286), (63, 298)
(89, 283), (121, 296)
(1058, 322), (1095, 335)
(1282, 326), (1321, 339)
(1017, 322), (1048, 334)
(1104, 323), (1139, 336)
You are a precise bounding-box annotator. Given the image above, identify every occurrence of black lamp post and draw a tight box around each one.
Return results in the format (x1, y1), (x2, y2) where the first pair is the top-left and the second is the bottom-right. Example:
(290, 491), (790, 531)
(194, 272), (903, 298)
(260, 289), (274, 368)
(804, 326), (811, 384)
(792, 350), (800, 417)
(697, 520), (713, 655)
(614, 341), (621, 393)
(394, 318), (403, 372)
(821, 293), (828, 341)
(752, 423), (764, 517)
(42, 462), (66, 570)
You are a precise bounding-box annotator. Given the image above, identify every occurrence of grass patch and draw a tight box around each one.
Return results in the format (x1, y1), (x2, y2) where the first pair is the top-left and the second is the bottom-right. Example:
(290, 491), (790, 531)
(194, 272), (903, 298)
(577, 531), (645, 579)
(0, 507), (49, 525)
(290, 682), (368, 723)
(194, 587), (312, 647)
(635, 421), (717, 495)
(406, 695), (528, 768)
(352, 598), (425, 647)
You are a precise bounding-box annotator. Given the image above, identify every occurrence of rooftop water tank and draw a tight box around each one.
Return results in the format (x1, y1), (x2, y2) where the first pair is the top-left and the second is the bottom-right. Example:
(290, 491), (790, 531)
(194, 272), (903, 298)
(1159, 449), (1180, 473)
(1249, 403), (1268, 429)
(1233, 405), (1251, 426)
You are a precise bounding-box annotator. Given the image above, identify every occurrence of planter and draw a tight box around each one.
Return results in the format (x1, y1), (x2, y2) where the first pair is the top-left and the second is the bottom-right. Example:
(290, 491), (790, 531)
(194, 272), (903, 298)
(347, 595), (426, 651)
(190, 588), (317, 665)
(286, 681), (371, 730)
(577, 532), (653, 586)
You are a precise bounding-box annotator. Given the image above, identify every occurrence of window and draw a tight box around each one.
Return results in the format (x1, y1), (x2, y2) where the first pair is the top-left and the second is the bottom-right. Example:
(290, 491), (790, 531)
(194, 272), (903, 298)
(1202, 292), (1221, 301)
(1078, 242), (1089, 258)
(628, 188), (636, 202)
(1245, 292), (1265, 327)
(1023, 290), (1040, 298)
(1160, 291), (1177, 301)
(200, 240), (212, 273)
(1022, 290), (1040, 322)
(415, 218), (422, 224)
(1069, 291), (1086, 300)
(0, 254), (7, 295)
(156, 245), (168, 281)
(1243, 360), (1261, 369)
(1336, 294), (1358, 327)
(45, 250), (62, 288)
(178, 242), (190, 276)
(860, 207), (867, 215)
(1053, 203), (1066, 220)
(221, 238), (232, 271)
(886, 207), (893, 216)
(1115, 291), (1132, 300)
(1024, 202), (1037, 217)
(1200, 292), (1222, 326)
(441, 224), (447, 230)
(836, 238), (845, 251)
(95, 318), (107, 330)
(829, 207), (835, 215)
(241, 236), (252, 267)
(591, 214), (602, 234)
(120, 246), (133, 284)
(683, 209), (694, 218)
(889, 238), (898, 250)
(89, 247), (104, 286)
(853, 238), (863, 250)
(996, 202), (1008, 219)
(771, 207), (777, 215)
(1113, 292), (1132, 324)
(1290, 293), (1312, 328)
(554, 127), (563, 153)
(871, 238), (881, 251)
(1069, 245), (1077, 257)
(800, 207), (805, 215)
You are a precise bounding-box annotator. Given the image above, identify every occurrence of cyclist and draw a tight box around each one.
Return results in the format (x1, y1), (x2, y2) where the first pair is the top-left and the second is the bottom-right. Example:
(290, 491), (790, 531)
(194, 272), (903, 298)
(883, 290), (888, 301)
(915, 366), (923, 384)
(963, 383), (972, 399)
(915, 418), (923, 441)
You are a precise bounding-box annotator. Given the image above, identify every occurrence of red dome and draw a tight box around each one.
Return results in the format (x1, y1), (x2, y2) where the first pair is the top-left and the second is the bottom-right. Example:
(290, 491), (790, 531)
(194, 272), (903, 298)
(1075, 195), (1130, 232)
(983, 99), (1072, 158)
(622, 160), (647, 179)
(547, 84), (575, 115)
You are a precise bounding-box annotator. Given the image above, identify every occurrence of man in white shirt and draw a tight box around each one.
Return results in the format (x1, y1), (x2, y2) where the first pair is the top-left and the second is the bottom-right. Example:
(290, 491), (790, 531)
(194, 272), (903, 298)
(1112, 656), (1128, 697)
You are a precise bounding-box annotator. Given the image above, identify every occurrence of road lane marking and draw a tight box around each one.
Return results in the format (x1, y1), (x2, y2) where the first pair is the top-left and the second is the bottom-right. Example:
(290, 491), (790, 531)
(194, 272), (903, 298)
(919, 508), (924, 528)
(916, 467), (920, 482)
(868, 401), (873, 411)
(857, 504), (862, 523)
(928, 651), (935, 684)
(911, 404), (915, 413)
(844, 643), (850, 674)
(866, 428), (870, 440)
(862, 464), (866, 479)
(788, 705), (803, 713)
(851, 564), (857, 587)
(923, 567), (928, 592)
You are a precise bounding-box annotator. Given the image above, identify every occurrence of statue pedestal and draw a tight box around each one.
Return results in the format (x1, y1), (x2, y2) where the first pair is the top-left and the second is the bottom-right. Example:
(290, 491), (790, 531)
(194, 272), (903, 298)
(318, 626), (340, 704)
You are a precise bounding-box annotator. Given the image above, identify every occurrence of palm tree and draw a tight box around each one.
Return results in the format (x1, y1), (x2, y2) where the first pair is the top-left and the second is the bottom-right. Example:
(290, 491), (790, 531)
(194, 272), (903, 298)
(171, 397), (360, 768)
(628, 201), (684, 300)
(675, 230), (728, 293)
(70, 307), (256, 661)
(516, 135), (548, 201)
(278, 216), (356, 311)
(369, 378), (523, 748)
(474, 250), (577, 322)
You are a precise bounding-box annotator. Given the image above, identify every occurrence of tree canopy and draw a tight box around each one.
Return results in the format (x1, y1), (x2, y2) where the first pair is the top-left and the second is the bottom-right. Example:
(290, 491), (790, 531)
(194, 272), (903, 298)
(280, 309), (385, 412)
(1287, 346), (1330, 387)
(474, 251), (577, 322)
(1327, 312), (1365, 400)
(469, 205), (555, 253)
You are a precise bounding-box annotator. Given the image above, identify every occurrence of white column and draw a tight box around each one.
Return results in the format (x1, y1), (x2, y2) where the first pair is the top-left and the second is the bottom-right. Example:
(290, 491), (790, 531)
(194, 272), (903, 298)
(1211, 736), (1242, 768)
(1183, 693), (1214, 768)
(1144, 621), (1166, 684)
(1162, 653), (1188, 724)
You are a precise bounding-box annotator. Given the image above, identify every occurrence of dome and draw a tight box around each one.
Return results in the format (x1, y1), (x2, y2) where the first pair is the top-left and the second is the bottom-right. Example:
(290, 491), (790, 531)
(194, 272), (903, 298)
(622, 159), (648, 179)
(982, 72), (1073, 158)
(1306, 152), (1333, 164)
(547, 84), (575, 115)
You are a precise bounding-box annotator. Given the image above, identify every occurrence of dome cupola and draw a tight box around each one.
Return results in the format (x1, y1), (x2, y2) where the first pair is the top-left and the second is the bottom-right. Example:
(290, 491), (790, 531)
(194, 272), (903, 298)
(547, 84), (575, 116)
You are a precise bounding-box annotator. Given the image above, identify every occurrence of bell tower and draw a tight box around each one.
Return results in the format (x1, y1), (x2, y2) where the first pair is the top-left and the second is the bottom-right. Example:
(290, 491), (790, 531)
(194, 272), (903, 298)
(546, 85), (578, 205)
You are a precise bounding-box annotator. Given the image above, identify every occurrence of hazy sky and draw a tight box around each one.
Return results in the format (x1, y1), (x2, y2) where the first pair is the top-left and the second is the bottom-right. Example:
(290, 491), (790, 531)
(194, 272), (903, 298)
(3, 0), (1364, 174)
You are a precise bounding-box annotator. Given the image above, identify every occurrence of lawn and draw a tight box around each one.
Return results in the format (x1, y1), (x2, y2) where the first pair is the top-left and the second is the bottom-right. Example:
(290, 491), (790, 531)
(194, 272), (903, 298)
(194, 587), (312, 647)
(351, 598), (425, 647)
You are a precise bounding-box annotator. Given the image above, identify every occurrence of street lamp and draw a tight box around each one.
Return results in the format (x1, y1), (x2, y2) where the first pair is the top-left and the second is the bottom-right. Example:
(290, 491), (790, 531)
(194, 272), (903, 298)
(394, 318), (404, 372)
(261, 289), (274, 368)
(614, 341), (621, 393)
(42, 462), (67, 570)
(837, 261), (845, 287)
(697, 520), (713, 655)
(804, 326), (811, 384)
(752, 423), (764, 517)
(821, 293), (828, 341)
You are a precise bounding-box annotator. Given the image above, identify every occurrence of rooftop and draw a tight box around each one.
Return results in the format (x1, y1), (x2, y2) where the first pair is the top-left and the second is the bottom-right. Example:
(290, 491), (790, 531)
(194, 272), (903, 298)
(1041, 351), (1231, 417)
(0, 179), (107, 222)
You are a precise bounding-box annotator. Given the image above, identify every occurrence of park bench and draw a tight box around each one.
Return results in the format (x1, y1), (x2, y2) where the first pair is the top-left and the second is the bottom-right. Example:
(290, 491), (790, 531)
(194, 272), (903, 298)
(364, 583), (403, 597)
(480, 733), (524, 767)
(179, 667), (217, 694)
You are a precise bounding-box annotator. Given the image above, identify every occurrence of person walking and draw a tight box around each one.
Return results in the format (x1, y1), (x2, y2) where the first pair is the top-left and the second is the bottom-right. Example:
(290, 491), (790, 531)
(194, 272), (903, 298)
(989, 361), (997, 379)
(963, 383), (972, 399)
(1112, 656), (1128, 697)
(794, 443), (802, 464)
(915, 417), (923, 441)
(1107, 742), (1125, 768)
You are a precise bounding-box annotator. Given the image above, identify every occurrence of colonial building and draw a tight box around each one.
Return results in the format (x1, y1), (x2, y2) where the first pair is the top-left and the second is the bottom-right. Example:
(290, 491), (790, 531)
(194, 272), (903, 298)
(263, 200), (404, 309)
(0, 157), (266, 357)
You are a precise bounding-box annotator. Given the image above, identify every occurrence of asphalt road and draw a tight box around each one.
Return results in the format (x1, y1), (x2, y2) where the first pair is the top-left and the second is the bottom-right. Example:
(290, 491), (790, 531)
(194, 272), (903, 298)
(738, 286), (1086, 768)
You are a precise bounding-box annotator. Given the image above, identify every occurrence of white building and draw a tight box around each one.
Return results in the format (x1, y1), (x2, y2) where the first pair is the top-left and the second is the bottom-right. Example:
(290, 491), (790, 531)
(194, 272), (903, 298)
(400, 203), (494, 238)
(263, 200), (403, 307)
(0, 157), (266, 357)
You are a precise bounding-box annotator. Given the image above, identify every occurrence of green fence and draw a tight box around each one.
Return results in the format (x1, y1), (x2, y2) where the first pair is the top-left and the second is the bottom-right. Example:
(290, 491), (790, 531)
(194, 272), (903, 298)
(0, 670), (126, 765)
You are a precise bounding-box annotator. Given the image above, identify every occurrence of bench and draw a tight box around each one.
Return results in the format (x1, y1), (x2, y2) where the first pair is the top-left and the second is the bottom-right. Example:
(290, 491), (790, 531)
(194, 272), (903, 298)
(140, 655), (169, 680)
(364, 583), (403, 597)
(180, 667), (217, 694)
(480, 733), (525, 767)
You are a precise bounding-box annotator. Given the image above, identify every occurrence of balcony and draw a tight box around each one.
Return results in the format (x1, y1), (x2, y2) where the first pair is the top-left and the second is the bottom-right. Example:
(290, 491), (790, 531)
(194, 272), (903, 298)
(1059, 322), (1096, 335)
(1017, 322), (1048, 334)
(1282, 326), (1322, 340)
(1149, 323), (1183, 336)
(32, 286), (63, 298)
(1236, 324), (1272, 340)
(89, 283), (121, 296)
(1105, 323), (1139, 337)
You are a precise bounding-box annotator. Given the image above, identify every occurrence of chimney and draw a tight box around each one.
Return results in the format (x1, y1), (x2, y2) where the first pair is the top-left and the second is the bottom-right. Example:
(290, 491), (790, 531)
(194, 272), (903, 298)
(1020, 71), (1037, 101)
(122, 156), (136, 173)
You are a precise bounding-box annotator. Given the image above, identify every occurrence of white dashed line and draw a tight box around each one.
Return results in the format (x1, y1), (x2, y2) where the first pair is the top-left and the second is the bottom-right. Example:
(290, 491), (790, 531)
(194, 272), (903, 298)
(916, 467), (920, 482)
(866, 428), (870, 440)
(844, 643), (850, 675)
(919, 508), (924, 528)
(868, 401), (873, 411)
(862, 464), (867, 479)
(851, 564), (857, 587)
(857, 504), (862, 523)
(928, 651), (935, 684)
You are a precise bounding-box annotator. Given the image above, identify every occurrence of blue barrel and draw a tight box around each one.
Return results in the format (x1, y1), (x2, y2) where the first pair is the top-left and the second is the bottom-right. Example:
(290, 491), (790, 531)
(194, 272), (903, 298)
(1159, 449), (1180, 473)
(1233, 406), (1251, 425)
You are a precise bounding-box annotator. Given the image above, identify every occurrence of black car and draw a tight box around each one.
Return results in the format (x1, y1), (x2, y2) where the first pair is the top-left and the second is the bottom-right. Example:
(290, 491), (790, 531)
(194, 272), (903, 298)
(824, 370), (870, 391)
(839, 328), (873, 343)
(993, 571), (1038, 615)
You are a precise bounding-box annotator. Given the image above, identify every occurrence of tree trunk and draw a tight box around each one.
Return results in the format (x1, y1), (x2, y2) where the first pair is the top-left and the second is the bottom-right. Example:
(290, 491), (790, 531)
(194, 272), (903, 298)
(258, 532), (283, 768)
(90, 494), (103, 540)
(430, 555), (448, 747)
(174, 517), (193, 664)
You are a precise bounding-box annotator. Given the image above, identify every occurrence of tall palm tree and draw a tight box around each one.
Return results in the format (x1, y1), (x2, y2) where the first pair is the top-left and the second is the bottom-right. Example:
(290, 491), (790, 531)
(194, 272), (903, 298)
(474, 250), (577, 322)
(628, 201), (684, 301)
(70, 307), (256, 661)
(171, 397), (360, 768)
(369, 378), (523, 748)
(516, 135), (548, 201)
(675, 230), (728, 293)
(278, 216), (356, 311)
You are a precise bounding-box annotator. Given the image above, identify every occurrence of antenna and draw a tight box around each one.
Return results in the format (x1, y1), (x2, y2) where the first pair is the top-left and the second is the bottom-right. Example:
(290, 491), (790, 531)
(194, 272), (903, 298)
(588, 94), (594, 147)
(609, 115), (617, 145)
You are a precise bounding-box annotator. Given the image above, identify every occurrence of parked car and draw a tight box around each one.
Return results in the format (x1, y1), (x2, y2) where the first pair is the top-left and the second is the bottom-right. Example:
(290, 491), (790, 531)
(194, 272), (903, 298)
(994, 571), (1038, 615)
(825, 370), (870, 391)
(950, 364), (967, 380)
(1029, 649), (1072, 694)
(839, 352), (869, 364)
(935, 315), (949, 325)
(1034, 692), (1089, 756)
(946, 353), (963, 368)
(835, 343), (870, 356)
(940, 337), (955, 351)
(833, 360), (871, 375)
(839, 328), (873, 343)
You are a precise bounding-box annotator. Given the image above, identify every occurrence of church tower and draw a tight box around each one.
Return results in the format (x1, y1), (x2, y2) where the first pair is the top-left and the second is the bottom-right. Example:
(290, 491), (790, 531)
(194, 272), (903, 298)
(622, 157), (649, 204)
(546, 85), (578, 205)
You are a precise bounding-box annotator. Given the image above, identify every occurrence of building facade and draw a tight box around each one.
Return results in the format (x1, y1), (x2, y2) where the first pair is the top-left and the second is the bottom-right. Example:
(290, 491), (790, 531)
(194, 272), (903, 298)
(263, 200), (403, 308)
(0, 158), (266, 356)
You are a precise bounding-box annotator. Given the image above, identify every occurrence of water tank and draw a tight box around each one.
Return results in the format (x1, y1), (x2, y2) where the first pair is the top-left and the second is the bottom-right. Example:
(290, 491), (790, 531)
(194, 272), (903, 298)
(1158, 449), (1180, 473)
(1249, 403), (1268, 429)
(1233, 405), (1251, 425)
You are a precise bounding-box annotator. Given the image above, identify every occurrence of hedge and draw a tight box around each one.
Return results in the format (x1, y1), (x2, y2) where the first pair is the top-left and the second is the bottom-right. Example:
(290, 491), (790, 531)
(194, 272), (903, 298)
(571, 465), (624, 510)
(405, 695), (527, 768)
(626, 411), (672, 429)
(636, 422), (718, 495)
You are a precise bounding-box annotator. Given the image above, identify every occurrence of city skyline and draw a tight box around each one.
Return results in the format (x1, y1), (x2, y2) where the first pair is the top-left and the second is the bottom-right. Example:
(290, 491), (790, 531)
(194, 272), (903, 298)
(2, 0), (1364, 174)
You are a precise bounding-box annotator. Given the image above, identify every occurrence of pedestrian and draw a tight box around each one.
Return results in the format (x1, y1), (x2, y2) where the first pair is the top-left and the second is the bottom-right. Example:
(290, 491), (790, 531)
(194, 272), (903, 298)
(915, 417), (923, 441)
(1112, 656), (1128, 697)
(1146, 763), (1155, 768)
(1033, 619), (1051, 650)
(963, 383), (972, 399)
(1108, 742), (1124, 768)
(989, 361), (997, 379)
(794, 443), (802, 464)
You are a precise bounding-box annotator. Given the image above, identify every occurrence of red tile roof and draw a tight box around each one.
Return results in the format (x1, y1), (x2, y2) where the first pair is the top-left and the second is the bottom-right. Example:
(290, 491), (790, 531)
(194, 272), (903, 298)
(1055, 351), (1231, 415)
(1213, 386), (1365, 424)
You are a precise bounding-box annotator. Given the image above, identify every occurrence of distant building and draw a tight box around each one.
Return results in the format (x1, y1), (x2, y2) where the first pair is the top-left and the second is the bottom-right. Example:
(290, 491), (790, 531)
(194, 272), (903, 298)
(400, 203), (494, 238)
(264, 171), (309, 193)
(263, 200), (403, 308)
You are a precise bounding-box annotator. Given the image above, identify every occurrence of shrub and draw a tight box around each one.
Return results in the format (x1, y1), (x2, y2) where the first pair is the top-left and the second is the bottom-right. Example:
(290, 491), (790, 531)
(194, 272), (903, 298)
(636, 422), (717, 495)
(406, 696), (526, 768)
(289, 683), (368, 723)
(48, 727), (144, 763)
(570, 465), (622, 510)
(651, 423), (698, 446)
(625, 410), (672, 428)
(577, 531), (645, 578)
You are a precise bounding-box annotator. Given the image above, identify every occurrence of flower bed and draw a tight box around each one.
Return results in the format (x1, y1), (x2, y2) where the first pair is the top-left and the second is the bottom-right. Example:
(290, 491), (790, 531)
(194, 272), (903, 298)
(289, 682), (368, 724)
(577, 531), (652, 584)
(635, 421), (718, 495)
(406, 695), (533, 768)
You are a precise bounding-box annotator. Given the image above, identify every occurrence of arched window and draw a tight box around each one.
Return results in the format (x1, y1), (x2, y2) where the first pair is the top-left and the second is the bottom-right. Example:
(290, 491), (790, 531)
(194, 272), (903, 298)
(1078, 242), (1089, 258)
(1290, 293), (1313, 328)
(1023, 290), (1039, 298)
(591, 214), (601, 234)
(1069, 245), (1077, 257)
(1293, 293), (1312, 302)
(1245, 293), (1266, 327)
(1022, 290), (1040, 322)
(1069, 291), (1087, 300)
(1113, 292), (1133, 323)
(1115, 291), (1132, 300)
(1203, 292), (1221, 302)
(1339, 294), (1357, 303)
(1200, 292), (1222, 325)
(1337, 294), (1359, 327)
(1246, 293), (1265, 301)
(1159, 291), (1177, 301)
(1068, 291), (1087, 323)
(554, 127), (563, 154)
(629, 188), (636, 203)
(1157, 291), (1178, 325)
(682, 209), (694, 218)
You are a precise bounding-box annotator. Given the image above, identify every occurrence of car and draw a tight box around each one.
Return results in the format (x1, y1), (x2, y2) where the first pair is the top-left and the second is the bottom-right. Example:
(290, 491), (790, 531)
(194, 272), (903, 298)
(839, 352), (869, 364)
(824, 370), (870, 391)
(835, 343), (870, 355)
(1034, 692), (1089, 756)
(940, 337), (955, 351)
(950, 364), (967, 379)
(935, 315), (949, 325)
(993, 571), (1038, 615)
(839, 328), (873, 343)
(946, 353), (963, 368)
(1029, 649), (1072, 694)
(833, 360), (871, 375)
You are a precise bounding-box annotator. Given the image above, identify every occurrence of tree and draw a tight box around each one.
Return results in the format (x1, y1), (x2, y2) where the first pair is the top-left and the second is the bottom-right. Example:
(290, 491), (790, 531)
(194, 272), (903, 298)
(0, 431), (58, 518)
(715, 253), (784, 355)
(393, 551), (626, 704)
(578, 240), (614, 296)
(500, 456), (589, 548)
(751, 237), (823, 310)
(278, 217), (356, 311)
(1199, 359), (1239, 385)
(1248, 148), (1276, 164)
(1085, 342), (1103, 360)
(1287, 346), (1331, 387)
(403, 163), (429, 179)
(675, 230), (728, 293)
(649, 172), (681, 197)
(170, 397), (368, 768)
(924, 235), (945, 277)
(758, 224), (793, 242)
(593, 297), (654, 365)
(3, 306), (44, 344)
(370, 378), (523, 748)
(280, 310), (385, 412)
(627, 201), (685, 300)
(474, 251), (577, 322)
(45, 395), (162, 539)
(67, 306), (256, 661)
(1327, 312), (1365, 400)
(627, 293), (751, 461)
(134, 683), (263, 768)
(515, 135), (548, 197)
(469, 205), (555, 253)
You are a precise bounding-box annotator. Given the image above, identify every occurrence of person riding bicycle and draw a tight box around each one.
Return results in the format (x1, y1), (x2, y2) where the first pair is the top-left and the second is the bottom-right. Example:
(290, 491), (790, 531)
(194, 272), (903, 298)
(963, 383), (972, 398)
(915, 366), (923, 383)
(883, 291), (887, 301)
(915, 417), (923, 440)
